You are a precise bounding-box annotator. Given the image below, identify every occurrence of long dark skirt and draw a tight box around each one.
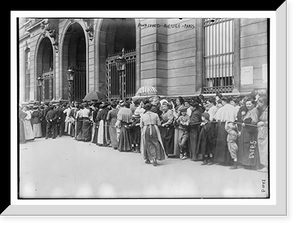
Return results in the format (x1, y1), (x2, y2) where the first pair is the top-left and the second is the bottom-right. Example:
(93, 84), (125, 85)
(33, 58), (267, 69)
(82, 119), (91, 142)
(237, 126), (261, 169)
(76, 119), (84, 141)
(91, 123), (99, 144)
(159, 125), (174, 156)
(214, 122), (232, 165)
(144, 125), (165, 161)
(118, 122), (132, 152)
(70, 123), (75, 137)
(130, 126), (141, 145)
(189, 125), (200, 161)
(41, 118), (47, 137)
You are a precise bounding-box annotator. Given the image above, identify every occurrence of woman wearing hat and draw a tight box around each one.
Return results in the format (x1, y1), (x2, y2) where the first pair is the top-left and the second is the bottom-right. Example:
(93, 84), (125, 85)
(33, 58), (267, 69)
(256, 95), (269, 173)
(22, 106), (35, 141)
(237, 98), (260, 169)
(106, 101), (119, 150)
(172, 96), (185, 157)
(140, 102), (166, 166)
(19, 106), (27, 143)
(81, 103), (92, 142)
(31, 105), (43, 138)
(115, 101), (133, 152)
(159, 102), (174, 157)
(96, 102), (109, 146)
(213, 96), (237, 166)
(188, 100), (203, 161)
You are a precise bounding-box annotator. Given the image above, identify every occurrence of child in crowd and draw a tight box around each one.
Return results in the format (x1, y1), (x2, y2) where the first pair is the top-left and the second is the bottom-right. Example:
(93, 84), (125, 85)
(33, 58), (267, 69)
(176, 106), (190, 160)
(225, 121), (240, 169)
(198, 112), (215, 165)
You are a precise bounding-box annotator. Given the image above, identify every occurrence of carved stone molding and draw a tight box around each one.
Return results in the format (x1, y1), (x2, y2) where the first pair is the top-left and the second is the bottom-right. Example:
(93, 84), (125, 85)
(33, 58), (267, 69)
(83, 19), (94, 41)
(40, 19), (59, 52)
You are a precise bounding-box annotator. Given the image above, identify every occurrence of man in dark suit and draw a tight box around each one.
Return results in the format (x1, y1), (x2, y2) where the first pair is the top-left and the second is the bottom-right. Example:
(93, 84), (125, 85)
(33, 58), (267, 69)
(45, 105), (58, 139)
(56, 104), (66, 137)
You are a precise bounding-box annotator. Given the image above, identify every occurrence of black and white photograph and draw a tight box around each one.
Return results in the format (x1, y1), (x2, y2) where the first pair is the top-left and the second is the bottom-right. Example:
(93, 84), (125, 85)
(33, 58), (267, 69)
(18, 15), (269, 198)
(16, 15), (271, 200)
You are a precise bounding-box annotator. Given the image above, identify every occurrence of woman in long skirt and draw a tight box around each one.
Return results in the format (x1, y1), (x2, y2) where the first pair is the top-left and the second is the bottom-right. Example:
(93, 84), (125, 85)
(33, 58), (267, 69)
(214, 122), (232, 165)
(96, 103), (109, 146)
(81, 104), (92, 142)
(31, 106), (42, 138)
(75, 105), (84, 141)
(257, 95), (268, 173)
(213, 97), (237, 165)
(237, 99), (260, 169)
(91, 104), (99, 144)
(172, 97), (185, 157)
(116, 102), (132, 152)
(19, 107), (27, 143)
(140, 102), (166, 166)
(188, 101), (203, 161)
(159, 102), (174, 156)
(106, 102), (118, 149)
(22, 106), (35, 141)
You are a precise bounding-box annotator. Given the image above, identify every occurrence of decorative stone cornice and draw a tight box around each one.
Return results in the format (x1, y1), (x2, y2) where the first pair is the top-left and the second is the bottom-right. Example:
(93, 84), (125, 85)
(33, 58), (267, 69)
(40, 19), (60, 53)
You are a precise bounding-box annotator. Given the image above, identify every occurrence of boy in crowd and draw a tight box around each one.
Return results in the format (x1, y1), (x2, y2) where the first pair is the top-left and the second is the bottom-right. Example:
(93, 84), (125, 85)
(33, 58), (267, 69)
(176, 106), (190, 160)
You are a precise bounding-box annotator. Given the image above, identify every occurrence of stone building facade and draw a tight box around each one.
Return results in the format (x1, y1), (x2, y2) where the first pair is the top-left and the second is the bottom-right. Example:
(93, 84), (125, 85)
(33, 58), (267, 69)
(18, 17), (268, 103)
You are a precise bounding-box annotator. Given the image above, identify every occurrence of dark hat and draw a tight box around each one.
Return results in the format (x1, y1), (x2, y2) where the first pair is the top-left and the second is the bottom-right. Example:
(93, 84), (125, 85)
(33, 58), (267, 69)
(202, 112), (210, 121)
(189, 100), (199, 108)
(144, 102), (152, 111)
(222, 96), (231, 103)
(178, 106), (188, 112)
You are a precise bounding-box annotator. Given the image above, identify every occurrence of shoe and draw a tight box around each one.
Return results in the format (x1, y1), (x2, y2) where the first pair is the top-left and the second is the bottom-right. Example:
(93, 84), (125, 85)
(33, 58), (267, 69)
(181, 155), (188, 160)
(207, 161), (214, 165)
(179, 154), (183, 159)
(229, 162), (238, 170)
(201, 160), (208, 165)
(257, 167), (268, 173)
(153, 160), (158, 166)
(145, 160), (150, 164)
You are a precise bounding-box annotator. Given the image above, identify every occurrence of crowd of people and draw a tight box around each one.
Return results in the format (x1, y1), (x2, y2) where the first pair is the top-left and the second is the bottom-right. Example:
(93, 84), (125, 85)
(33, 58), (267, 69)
(18, 92), (269, 172)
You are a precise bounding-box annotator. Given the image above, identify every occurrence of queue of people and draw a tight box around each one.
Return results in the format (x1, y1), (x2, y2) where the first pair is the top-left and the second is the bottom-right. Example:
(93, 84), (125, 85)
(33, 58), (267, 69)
(18, 92), (269, 172)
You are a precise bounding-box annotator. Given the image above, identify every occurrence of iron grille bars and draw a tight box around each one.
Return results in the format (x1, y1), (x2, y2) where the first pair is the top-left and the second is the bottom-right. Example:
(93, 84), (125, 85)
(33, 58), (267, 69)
(106, 50), (136, 100)
(203, 18), (234, 94)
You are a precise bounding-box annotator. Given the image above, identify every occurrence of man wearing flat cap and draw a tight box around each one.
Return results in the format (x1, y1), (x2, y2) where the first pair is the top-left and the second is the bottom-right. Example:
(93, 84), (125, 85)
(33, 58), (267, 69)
(176, 106), (190, 160)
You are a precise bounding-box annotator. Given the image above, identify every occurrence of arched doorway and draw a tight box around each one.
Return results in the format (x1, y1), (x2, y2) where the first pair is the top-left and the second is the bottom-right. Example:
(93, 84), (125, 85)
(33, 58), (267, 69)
(36, 37), (54, 102)
(62, 22), (87, 102)
(98, 19), (136, 100)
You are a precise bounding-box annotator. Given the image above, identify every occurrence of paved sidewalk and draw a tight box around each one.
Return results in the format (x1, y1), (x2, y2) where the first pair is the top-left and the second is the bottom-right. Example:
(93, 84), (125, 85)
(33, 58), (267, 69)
(19, 136), (269, 199)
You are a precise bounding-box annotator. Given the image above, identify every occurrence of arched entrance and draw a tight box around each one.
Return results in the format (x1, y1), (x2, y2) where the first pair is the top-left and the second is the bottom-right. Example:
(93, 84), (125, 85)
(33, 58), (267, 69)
(62, 22), (87, 102)
(36, 37), (54, 102)
(98, 19), (136, 100)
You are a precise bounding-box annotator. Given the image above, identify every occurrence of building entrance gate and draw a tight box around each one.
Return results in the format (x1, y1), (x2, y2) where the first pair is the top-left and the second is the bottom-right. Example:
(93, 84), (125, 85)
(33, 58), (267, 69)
(105, 50), (136, 100)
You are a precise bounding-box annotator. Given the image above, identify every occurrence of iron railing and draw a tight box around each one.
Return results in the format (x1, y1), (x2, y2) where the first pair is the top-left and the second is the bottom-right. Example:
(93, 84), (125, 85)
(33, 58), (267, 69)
(106, 49), (136, 100)
(72, 65), (86, 102)
(41, 71), (54, 101)
(203, 18), (234, 94)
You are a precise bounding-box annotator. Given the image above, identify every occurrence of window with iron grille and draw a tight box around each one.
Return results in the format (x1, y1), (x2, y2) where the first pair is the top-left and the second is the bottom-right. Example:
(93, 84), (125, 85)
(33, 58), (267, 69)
(24, 49), (30, 101)
(203, 18), (234, 94)
(106, 50), (136, 100)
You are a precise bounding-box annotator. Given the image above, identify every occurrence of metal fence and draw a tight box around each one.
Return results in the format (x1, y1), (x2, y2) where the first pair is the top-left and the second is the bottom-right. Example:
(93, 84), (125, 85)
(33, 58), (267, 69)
(72, 65), (86, 102)
(203, 18), (235, 94)
(106, 50), (136, 100)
